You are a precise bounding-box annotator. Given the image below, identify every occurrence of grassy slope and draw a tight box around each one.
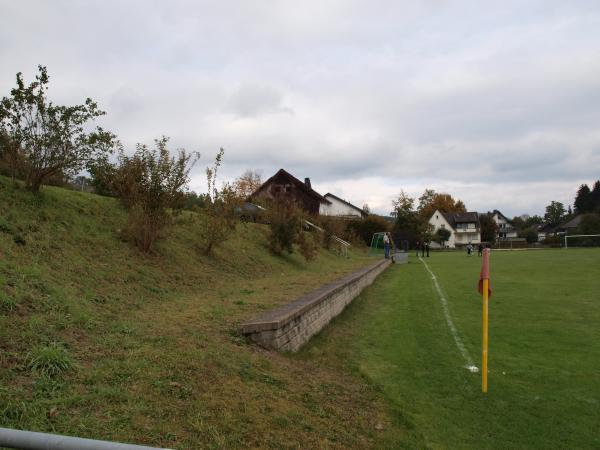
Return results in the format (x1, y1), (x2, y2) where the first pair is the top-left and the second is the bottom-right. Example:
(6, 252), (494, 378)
(301, 250), (600, 449)
(0, 176), (404, 449)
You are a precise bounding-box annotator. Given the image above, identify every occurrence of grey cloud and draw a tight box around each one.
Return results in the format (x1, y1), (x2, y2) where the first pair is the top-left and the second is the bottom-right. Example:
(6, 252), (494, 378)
(226, 84), (293, 117)
(2, 0), (600, 217)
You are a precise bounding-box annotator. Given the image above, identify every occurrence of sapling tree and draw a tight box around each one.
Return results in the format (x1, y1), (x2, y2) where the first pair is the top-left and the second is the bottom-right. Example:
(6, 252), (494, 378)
(0, 66), (117, 193)
(113, 136), (199, 252)
(198, 148), (241, 255)
(435, 227), (452, 247)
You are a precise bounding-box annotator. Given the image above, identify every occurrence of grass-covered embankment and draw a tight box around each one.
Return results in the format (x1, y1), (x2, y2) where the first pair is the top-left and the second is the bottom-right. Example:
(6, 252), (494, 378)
(0, 176), (404, 449)
(302, 249), (600, 449)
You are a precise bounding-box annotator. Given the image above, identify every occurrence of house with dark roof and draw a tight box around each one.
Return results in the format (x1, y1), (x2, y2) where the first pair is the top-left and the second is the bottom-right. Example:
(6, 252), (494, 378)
(492, 210), (518, 240)
(429, 209), (481, 248)
(319, 193), (367, 219)
(555, 215), (584, 234)
(248, 168), (330, 216)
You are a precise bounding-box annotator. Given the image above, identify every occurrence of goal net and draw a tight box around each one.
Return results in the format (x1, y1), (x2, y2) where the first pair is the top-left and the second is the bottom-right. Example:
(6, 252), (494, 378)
(564, 234), (600, 248)
(369, 232), (386, 256)
(369, 232), (408, 255)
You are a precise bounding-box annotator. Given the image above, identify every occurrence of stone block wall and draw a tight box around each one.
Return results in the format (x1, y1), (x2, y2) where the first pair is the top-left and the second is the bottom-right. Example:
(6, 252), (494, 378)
(241, 258), (391, 352)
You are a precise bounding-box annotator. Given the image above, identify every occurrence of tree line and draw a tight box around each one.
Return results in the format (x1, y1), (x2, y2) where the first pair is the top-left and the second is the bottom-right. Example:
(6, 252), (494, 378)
(0, 66), (358, 259)
(3, 66), (597, 254)
(386, 180), (600, 247)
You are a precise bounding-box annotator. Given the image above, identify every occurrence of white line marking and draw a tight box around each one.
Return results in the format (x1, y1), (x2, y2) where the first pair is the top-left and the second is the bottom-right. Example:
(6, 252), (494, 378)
(419, 257), (479, 373)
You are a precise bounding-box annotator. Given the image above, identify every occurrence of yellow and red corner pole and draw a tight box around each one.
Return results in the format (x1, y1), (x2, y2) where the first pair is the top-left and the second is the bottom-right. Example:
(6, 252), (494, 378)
(482, 277), (489, 393)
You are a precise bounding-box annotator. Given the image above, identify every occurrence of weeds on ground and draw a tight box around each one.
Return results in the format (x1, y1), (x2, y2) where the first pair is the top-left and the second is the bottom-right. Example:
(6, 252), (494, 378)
(27, 342), (73, 377)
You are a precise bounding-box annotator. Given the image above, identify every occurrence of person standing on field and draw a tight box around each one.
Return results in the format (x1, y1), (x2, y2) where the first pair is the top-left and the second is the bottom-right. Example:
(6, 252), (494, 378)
(415, 241), (420, 257)
(383, 232), (390, 259)
(425, 241), (430, 257)
(478, 243), (484, 256)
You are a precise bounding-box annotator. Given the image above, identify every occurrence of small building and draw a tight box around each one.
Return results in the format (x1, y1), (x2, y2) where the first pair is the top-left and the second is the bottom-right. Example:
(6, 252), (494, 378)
(429, 210), (481, 248)
(248, 168), (330, 216)
(492, 210), (518, 240)
(319, 193), (367, 219)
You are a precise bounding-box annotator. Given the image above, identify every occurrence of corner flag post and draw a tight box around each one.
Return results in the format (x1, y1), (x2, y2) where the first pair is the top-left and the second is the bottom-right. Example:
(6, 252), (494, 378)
(478, 248), (491, 393)
(482, 278), (489, 393)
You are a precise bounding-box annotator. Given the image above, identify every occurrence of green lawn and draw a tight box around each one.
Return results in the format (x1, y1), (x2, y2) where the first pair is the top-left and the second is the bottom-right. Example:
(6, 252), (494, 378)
(0, 177), (392, 449)
(302, 249), (600, 449)
(3, 176), (599, 449)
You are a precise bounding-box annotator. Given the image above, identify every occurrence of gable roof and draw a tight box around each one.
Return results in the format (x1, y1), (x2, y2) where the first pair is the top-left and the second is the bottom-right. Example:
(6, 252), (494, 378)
(452, 212), (480, 223)
(250, 168), (330, 204)
(492, 209), (512, 223)
(323, 193), (366, 215)
(558, 215), (583, 230)
(435, 210), (480, 230)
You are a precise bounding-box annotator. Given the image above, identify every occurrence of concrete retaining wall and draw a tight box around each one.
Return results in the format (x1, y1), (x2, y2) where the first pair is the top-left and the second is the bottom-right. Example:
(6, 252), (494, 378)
(241, 258), (391, 352)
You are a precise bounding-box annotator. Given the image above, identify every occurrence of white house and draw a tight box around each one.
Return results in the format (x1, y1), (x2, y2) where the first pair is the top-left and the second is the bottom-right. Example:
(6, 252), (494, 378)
(429, 210), (481, 248)
(319, 193), (366, 219)
(492, 210), (518, 240)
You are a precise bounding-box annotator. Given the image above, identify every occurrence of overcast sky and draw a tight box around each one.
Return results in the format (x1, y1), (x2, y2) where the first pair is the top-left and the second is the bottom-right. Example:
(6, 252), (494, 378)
(2, 0), (599, 216)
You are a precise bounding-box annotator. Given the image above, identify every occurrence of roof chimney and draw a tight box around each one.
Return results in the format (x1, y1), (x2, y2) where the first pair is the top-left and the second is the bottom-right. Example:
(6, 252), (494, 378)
(304, 177), (311, 189)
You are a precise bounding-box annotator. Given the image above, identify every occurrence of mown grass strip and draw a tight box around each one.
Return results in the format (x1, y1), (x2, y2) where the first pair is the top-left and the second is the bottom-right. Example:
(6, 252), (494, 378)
(301, 250), (600, 449)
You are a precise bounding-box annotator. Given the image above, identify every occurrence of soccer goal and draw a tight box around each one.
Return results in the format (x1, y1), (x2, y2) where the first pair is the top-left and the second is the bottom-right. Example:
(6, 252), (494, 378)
(369, 232), (387, 256)
(369, 232), (408, 254)
(564, 234), (600, 248)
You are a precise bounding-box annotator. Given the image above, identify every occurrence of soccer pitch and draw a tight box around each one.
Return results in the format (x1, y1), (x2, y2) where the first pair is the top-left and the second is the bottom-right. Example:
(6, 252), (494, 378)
(306, 248), (600, 449)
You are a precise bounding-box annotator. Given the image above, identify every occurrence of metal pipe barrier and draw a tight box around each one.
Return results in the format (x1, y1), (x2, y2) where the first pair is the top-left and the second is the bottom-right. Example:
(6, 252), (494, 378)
(0, 427), (173, 450)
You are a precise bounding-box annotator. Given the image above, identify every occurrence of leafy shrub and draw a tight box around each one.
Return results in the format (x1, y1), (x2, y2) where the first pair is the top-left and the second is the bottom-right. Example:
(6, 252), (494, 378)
(318, 216), (348, 249)
(266, 200), (305, 255)
(27, 342), (73, 377)
(112, 137), (198, 252)
(184, 191), (208, 210)
(347, 215), (391, 246)
(297, 231), (319, 261)
(87, 153), (117, 196)
(518, 227), (538, 244)
(576, 213), (600, 234)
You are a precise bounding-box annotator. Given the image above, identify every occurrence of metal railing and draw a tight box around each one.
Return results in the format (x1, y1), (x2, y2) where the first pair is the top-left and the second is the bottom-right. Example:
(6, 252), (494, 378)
(0, 427), (172, 450)
(304, 220), (350, 256)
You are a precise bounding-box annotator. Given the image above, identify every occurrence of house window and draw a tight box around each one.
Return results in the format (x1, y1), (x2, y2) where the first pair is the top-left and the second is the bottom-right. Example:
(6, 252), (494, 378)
(285, 185), (292, 192)
(436, 215), (439, 219)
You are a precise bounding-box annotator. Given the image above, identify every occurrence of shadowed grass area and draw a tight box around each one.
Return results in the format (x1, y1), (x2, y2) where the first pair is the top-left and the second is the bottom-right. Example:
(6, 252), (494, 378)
(0, 176), (403, 449)
(300, 249), (600, 449)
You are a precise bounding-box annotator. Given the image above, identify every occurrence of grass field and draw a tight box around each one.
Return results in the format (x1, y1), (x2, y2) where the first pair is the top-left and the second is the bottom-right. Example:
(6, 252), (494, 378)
(0, 177), (395, 449)
(302, 249), (600, 449)
(3, 176), (599, 448)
